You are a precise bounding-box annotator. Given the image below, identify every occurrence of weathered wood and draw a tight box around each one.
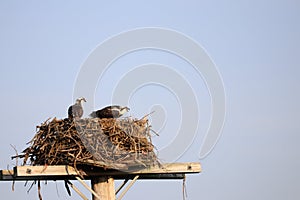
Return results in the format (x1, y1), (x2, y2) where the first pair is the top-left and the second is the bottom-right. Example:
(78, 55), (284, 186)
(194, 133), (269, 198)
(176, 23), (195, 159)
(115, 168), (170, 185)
(0, 162), (200, 181)
(66, 180), (89, 200)
(115, 179), (129, 195)
(0, 171), (185, 180)
(130, 162), (201, 174)
(92, 176), (115, 200)
(14, 165), (78, 177)
(76, 177), (101, 199)
(116, 175), (139, 200)
(14, 162), (200, 177)
(0, 169), (14, 180)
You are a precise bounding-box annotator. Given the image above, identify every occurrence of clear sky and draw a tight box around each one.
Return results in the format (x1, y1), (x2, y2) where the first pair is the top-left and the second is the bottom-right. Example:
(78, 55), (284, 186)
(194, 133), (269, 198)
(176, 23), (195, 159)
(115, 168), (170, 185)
(0, 1), (299, 200)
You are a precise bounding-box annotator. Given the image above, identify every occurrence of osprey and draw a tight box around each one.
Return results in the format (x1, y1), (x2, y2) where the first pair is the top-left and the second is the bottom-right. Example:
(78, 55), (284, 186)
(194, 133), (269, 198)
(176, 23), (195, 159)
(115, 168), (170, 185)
(68, 97), (86, 119)
(90, 105), (130, 119)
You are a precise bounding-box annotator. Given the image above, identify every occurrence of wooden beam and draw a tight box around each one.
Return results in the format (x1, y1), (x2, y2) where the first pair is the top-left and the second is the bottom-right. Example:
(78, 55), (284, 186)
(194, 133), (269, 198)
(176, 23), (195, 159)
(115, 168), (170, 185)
(14, 162), (200, 178)
(0, 162), (200, 181)
(116, 175), (139, 200)
(0, 169), (14, 180)
(75, 177), (101, 199)
(91, 176), (115, 200)
(66, 180), (89, 200)
(115, 179), (129, 195)
(0, 171), (185, 181)
(14, 165), (78, 177)
(129, 162), (201, 174)
(82, 162), (201, 177)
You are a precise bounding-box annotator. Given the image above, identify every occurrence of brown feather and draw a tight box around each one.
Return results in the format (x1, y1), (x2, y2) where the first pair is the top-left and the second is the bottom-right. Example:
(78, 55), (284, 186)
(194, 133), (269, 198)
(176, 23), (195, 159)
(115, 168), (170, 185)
(90, 105), (129, 119)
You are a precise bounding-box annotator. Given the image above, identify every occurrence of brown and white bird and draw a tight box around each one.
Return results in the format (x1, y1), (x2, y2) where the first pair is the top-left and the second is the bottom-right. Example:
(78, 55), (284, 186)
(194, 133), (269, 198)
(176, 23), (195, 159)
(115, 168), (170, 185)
(68, 97), (86, 119)
(90, 105), (130, 119)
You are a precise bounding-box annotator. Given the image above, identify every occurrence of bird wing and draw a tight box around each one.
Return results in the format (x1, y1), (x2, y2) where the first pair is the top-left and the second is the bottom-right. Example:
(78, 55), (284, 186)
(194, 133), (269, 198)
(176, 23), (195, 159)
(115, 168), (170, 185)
(98, 107), (114, 118)
(69, 104), (83, 118)
(68, 106), (73, 118)
(110, 109), (121, 118)
(89, 111), (96, 118)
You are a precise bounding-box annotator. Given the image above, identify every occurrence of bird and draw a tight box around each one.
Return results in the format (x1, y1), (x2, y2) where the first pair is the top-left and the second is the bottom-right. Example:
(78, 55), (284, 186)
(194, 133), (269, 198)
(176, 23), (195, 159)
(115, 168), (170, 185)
(68, 97), (86, 119)
(89, 105), (130, 119)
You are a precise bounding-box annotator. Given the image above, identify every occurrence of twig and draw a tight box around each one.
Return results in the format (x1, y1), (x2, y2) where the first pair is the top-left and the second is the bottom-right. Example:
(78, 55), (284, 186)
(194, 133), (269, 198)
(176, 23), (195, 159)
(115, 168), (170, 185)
(38, 180), (42, 200)
(10, 144), (18, 166)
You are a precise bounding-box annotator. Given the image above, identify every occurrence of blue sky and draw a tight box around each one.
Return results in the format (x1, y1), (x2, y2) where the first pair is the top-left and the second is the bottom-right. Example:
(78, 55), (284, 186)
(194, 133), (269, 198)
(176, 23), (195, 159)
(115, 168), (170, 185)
(0, 1), (299, 199)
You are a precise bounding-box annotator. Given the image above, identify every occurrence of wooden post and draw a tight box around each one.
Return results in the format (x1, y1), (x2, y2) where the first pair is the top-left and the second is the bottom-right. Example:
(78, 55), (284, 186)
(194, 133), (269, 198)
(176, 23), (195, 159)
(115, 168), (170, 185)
(91, 176), (115, 200)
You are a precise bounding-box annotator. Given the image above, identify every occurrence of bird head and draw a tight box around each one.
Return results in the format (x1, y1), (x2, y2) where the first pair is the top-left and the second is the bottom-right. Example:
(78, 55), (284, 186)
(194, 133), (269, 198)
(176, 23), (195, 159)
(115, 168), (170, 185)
(76, 97), (86, 104)
(123, 107), (130, 112)
(119, 106), (130, 116)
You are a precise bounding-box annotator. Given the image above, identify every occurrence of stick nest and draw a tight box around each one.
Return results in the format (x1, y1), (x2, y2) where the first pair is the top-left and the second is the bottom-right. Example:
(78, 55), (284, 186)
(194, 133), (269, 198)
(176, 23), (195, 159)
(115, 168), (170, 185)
(14, 117), (159, 170)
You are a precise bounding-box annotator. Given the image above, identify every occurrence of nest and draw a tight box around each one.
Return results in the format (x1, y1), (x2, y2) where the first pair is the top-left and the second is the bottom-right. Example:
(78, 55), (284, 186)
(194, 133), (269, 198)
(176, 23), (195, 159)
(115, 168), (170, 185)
(13, 117), (159, 170)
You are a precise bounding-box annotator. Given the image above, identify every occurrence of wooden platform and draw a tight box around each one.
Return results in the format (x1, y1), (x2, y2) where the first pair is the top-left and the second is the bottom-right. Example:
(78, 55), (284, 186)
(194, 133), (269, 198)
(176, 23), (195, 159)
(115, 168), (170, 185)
(0, 162), (201, 181)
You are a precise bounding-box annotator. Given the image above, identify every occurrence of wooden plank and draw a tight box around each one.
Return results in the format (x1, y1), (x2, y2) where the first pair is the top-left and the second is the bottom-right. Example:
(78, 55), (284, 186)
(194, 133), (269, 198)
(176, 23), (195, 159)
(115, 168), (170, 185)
(132, 162), (201, 174)
(82, 162), (201, 176)
(6, 162), (200, 181)
(0, 170), (14, 180)
(0, 172), (185, 181)
(15, 165), (78, 177)
(0, 171), (185, 181)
